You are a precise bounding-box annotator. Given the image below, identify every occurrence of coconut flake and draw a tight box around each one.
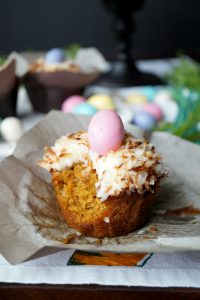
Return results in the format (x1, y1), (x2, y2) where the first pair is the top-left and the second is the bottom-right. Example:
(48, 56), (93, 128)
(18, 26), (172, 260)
(104, 217), (110, 223)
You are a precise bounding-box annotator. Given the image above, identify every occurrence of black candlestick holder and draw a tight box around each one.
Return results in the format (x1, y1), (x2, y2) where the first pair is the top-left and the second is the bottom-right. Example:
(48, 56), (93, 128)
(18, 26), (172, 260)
(97, 0), (163, 87)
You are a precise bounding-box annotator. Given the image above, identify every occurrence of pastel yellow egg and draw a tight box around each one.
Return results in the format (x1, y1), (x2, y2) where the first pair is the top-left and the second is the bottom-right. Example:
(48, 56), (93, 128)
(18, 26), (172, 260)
(126, 94), (147, 105)
(87, 94), (115, 110)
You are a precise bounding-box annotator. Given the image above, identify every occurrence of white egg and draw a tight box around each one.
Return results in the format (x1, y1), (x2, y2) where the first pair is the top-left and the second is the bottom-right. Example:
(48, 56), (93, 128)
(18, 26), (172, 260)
(118, 106), (134, 125)
(154, 91), (179, 123)
(154, 90), (171, 103)
(0, 117), (23, 142)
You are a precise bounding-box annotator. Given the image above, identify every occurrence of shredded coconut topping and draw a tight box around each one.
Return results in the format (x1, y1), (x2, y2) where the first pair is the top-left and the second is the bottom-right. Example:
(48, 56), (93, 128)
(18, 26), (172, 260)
(39, 131), (164, 201)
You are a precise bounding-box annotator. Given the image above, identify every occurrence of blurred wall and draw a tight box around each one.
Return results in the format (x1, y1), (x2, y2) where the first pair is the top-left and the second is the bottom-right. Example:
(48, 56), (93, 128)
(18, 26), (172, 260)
(1, 0), (199, 58)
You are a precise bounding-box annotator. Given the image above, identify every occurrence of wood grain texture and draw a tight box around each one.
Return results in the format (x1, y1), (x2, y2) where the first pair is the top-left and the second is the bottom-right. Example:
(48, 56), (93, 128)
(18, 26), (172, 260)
(0, 285), (200, 300)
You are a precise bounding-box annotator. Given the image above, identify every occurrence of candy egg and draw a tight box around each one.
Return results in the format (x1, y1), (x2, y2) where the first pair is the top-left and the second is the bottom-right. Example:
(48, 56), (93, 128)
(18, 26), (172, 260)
(154, 90), (171, 103)
(141, 103), (163, 121)
(88, 110), (124, 155)
(118, 107), (134, 125)
(87, 94), (115, 110)
(133, 111), (156, 130)
(61, 95), (85, 113)
(0, 117), (23, 142)
(74, 103), (98, 115)
(126, 94), (147, 105)
(45, 48), (65, 64)
(154, 91), (179, 123)
(140, 86), (157, 101)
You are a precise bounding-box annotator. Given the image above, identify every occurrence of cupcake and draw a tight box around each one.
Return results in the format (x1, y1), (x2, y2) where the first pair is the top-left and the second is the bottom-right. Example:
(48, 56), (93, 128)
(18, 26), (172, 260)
(23, 47), (106, 113)
(0, 57), (18, 118)
(39, 111), (164, 238)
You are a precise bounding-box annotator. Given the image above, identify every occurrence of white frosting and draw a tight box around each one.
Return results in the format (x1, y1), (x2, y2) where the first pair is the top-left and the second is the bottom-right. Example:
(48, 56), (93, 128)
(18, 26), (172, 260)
(40, 132), (88, 171)
(39, 131), (163, 201)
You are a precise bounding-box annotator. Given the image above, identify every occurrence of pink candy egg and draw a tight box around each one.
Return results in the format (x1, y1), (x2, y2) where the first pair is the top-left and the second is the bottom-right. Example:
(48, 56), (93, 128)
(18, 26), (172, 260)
(61, 95), (85, 113)
(141, 103), (163, 121)
(88, 110), (124, 155)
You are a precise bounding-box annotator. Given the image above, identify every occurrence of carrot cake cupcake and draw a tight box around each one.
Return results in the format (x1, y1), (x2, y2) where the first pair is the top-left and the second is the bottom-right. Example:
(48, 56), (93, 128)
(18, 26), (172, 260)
(39, 110), (165, 237)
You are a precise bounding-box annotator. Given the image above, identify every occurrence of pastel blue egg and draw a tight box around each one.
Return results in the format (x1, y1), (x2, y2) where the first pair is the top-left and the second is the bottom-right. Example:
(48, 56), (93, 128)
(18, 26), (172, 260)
(45, 48), (65, 64)
(139, 86), (157, 101)
(74, 103), (98, 115)
(132, 111), (156, 130)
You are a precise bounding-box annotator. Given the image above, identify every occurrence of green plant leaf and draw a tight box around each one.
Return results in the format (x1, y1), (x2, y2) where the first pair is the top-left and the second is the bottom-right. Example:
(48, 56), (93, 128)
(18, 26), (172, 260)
(0, 56), (6, 66)
(166, 56), (200, 91)
(63, 44), (81, 59)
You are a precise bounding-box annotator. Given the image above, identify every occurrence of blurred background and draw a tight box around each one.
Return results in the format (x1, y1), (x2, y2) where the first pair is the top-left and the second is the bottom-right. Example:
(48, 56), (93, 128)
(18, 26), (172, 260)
(1, 0), (199, 58)
(0, 0), (200, 159)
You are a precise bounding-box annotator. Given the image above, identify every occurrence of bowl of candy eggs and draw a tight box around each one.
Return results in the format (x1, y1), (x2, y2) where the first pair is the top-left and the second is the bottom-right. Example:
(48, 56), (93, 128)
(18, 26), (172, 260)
(62, 85), (200, 144)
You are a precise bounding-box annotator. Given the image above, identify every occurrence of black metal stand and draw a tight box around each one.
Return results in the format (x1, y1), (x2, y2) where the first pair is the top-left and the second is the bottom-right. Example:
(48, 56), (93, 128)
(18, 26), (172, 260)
(97, 0), (163, 87)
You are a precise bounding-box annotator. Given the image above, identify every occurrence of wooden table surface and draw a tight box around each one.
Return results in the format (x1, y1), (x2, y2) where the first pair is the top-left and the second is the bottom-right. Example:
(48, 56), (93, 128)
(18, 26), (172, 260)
(0, 284), (200, 299)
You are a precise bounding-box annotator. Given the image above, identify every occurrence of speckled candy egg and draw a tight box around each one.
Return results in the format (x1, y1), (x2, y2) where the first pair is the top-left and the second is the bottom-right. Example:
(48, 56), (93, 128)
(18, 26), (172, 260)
(45, 48), (65, 64)
(141, 103), (163, 121)
(0, 117), (23, 142)
(87, 94), (115, 110)
(74, 103), (98, 115)
(61, 95), (85, 113)
(133, 111), (156, 130)
(88, 110), (124, 155)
